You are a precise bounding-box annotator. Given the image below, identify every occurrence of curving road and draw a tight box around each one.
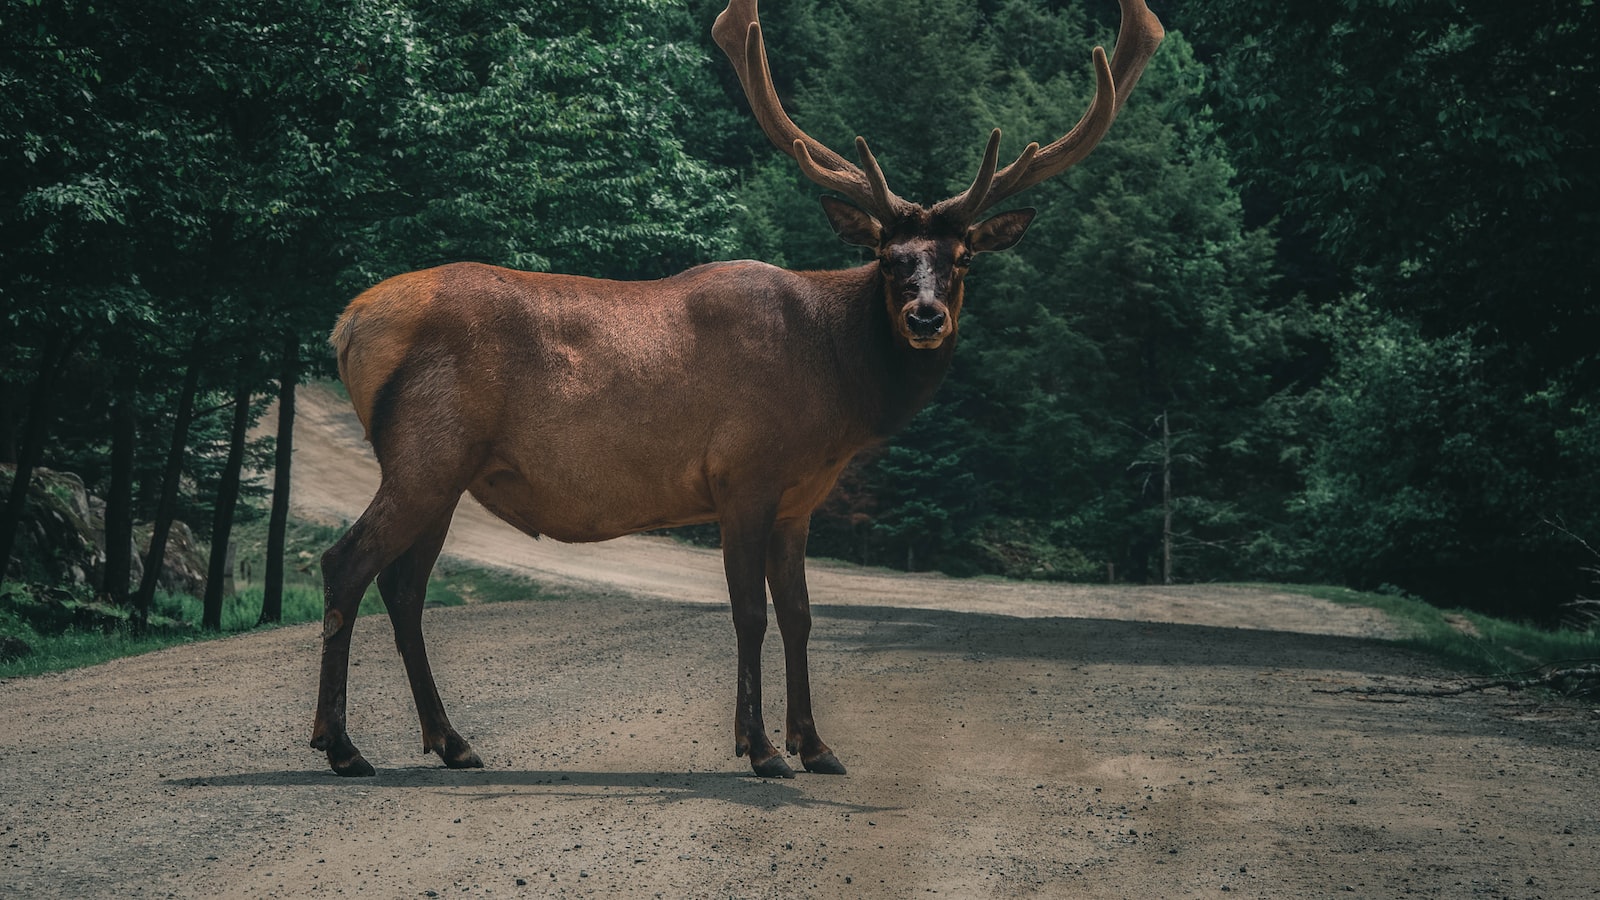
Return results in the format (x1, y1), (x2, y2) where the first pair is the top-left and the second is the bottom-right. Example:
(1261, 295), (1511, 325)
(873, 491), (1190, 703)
(0, 385), (1595, 898)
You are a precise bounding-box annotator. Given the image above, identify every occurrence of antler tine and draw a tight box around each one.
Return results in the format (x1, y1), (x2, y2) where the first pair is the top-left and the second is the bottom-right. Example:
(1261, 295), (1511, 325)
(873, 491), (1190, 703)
(933, 128), (1003, 225)
(939, 0), (1164, 222)
(980, 46), (1117, 207)
(792, 139), (859, 199)
(714, 0), (907, 222)
(1104, 0), (1166, 117)
(853, 137), (899, 220)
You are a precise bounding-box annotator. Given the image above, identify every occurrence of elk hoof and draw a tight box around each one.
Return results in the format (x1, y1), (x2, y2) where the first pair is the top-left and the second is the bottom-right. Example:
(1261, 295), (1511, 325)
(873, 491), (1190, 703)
(316, 732), (377, 777)
(328, 747), (376, 777)
(802, 751), (847, 775)
(441, 734), (484, 770)
(750, 753), (796, 779)
(332, 754), (376, 777)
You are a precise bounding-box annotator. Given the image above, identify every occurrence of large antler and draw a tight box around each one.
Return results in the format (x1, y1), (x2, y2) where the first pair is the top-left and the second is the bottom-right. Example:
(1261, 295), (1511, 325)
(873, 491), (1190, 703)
(934, 0), (1165, 224)
(713, 0), (913, 224)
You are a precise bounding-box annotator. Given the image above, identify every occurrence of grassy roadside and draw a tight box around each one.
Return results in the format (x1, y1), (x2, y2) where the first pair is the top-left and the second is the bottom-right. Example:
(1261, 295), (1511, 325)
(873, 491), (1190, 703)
(1275, 583), (1600, 678)
(0, 516), (559, 680)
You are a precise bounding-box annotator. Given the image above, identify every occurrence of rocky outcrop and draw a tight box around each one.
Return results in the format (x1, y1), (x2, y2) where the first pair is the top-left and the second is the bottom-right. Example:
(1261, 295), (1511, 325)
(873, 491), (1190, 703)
(2, 466), (106, 588)
(134, 519), (209, 599)
(1, 465), (209, 600)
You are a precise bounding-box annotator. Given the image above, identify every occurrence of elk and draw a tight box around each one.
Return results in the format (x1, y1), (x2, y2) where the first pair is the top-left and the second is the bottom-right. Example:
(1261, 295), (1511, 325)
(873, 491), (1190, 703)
(312, 0), (1162, 778)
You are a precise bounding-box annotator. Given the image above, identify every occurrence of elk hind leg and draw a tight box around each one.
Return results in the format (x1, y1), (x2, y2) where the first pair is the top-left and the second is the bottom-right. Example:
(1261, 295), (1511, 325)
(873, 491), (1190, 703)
(375, 500), (482, 769)
(311, 409), (481, 776)
(313, 508), (405, 777)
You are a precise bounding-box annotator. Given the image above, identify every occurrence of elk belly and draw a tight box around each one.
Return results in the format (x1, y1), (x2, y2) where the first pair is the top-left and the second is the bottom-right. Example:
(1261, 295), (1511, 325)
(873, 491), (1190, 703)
(466, 456), (717, 544)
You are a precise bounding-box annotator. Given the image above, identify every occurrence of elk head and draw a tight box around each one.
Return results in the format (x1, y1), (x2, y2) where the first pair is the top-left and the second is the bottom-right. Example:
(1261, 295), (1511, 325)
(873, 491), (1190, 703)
(713, 0), (1164, 350)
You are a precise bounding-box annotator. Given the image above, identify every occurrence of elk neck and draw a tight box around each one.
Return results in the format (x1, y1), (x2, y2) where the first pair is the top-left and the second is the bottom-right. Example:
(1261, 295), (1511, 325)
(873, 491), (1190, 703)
(822, 262), (957, 442)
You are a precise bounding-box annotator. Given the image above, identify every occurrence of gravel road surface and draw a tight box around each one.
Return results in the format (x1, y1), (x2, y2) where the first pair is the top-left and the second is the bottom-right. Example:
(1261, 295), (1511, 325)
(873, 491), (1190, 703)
(2, 386), (1595, 898)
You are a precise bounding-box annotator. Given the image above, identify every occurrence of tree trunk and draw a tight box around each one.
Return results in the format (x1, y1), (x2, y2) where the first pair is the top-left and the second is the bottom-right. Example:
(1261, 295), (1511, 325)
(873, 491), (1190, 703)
(0, 330), (77, 579)
(0, 379), (21, 465)
(1160, 409), (1173, 586)
(133, 355), (203, 630)
(101, 388), (138, 605)
(201, 381), (253, 631)
(259, 334), (298, 625)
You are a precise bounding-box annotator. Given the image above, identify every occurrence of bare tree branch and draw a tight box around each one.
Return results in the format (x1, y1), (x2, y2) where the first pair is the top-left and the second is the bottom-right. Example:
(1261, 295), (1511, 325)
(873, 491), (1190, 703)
(1314, 662), (1600, 699)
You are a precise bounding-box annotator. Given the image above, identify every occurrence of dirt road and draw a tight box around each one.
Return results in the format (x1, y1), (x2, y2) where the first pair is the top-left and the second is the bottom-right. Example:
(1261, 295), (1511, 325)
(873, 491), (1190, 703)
(2, 386), (1596, 898)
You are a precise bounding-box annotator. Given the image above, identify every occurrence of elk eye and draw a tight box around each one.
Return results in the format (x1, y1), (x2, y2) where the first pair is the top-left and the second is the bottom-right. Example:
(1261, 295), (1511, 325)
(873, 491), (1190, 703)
(956, 252), (974, 268)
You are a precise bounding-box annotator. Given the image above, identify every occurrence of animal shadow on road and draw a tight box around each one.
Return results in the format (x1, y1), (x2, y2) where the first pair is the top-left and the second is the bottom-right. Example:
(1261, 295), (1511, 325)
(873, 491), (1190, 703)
(814, 603), (1416, 676)
(165, 768), (897, 814)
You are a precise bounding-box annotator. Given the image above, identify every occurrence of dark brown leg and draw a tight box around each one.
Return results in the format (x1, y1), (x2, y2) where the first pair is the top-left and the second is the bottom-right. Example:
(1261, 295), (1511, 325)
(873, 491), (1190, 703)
(721, 505), (792, 778)
(310, 441), (476, 776)
(310, 515), (392, 777)
(374, 501), (482, 770)
(767, 517), (846, 775)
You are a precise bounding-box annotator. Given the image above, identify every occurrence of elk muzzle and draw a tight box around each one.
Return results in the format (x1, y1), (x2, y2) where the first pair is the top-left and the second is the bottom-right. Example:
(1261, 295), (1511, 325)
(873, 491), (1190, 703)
(902, 301), (950, 347)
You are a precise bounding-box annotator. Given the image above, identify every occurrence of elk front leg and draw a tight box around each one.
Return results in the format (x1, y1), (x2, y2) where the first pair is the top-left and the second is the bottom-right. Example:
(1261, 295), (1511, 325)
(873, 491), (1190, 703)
(767, 517), (846, 774)
(721, 506), (793, 778)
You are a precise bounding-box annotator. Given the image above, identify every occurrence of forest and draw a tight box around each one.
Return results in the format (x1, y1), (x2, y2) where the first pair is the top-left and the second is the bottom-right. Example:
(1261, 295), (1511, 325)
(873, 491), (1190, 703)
(2, 0), (1596, 626)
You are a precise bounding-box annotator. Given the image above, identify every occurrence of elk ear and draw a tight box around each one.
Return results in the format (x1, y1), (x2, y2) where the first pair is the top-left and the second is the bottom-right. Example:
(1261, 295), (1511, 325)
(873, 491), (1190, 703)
(968, 208), (1036, 253)
(820, 196), (882, 248)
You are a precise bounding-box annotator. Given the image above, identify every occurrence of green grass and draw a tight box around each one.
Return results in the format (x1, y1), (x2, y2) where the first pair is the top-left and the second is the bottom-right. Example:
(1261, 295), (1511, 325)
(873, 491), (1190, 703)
(0, 615), (206, 677)
(0, 515), (558, 680)
(1272, 583), (1600, 677)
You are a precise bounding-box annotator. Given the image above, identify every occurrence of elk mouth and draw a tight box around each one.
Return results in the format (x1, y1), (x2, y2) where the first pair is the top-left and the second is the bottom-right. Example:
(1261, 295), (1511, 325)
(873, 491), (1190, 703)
(902, 304), (949, 349)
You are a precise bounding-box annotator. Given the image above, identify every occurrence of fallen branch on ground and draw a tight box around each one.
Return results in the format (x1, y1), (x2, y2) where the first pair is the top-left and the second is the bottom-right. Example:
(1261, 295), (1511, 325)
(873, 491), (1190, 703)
(1314, 661), (1600, 699)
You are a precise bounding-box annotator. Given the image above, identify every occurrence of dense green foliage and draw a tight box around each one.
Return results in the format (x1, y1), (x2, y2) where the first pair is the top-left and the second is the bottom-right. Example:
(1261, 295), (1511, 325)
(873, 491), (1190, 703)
(1184, 0), (1599, 617)
(3, 0), (1595, 624)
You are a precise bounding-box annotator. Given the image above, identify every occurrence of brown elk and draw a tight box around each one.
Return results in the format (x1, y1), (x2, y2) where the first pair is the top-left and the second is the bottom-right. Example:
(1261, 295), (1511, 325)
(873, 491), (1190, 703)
(312, 0), (1162, 778)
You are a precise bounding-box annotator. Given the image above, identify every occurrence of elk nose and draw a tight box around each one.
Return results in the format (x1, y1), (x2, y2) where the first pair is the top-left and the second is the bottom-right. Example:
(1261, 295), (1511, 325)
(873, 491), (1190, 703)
(907, 308), (946, 337)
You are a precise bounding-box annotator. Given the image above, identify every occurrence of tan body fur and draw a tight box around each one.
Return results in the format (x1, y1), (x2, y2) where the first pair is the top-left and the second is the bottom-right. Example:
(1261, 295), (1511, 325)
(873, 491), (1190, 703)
(334, 260), (890, 542)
